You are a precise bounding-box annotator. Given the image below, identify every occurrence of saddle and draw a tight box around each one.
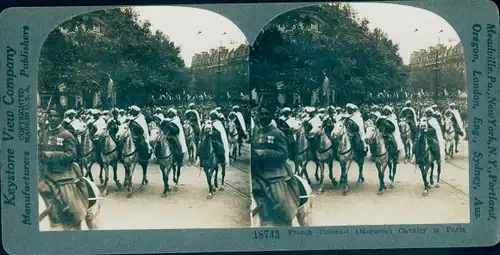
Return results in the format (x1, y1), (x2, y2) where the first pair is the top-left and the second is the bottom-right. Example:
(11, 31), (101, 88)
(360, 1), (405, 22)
(293, 175), (309, 207)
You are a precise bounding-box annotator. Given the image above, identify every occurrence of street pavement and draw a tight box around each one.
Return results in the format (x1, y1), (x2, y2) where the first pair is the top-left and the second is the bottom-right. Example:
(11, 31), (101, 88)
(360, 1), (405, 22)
(291, 139), (470, 226)
(39, 147), (251, 231)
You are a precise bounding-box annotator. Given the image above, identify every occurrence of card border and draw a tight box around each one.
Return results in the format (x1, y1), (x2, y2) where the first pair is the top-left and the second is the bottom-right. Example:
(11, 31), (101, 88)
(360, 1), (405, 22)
(1, 1), (499, 254)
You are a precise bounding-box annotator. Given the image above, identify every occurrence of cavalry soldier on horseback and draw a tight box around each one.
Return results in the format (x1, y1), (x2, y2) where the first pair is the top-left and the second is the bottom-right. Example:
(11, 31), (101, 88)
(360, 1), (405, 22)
(251, 98), (300, 227)
(419, 107), (446, 161)
(38, 93), (91, 230)
(399, 100), (418, 141)
(317, 108), (326, 120)
(446, 102), (465, 137)
(231, 105), (248, 143)
(209, 110), (231, 165)
(376, 106), (404, 160)
(184, 103), (202, 144)
(166, 108), (189, 159)
(128, 105), (153, 157)
(345, 103), (368, 155)
(335, 106), (343, 116)
(62, 109), (78, 135)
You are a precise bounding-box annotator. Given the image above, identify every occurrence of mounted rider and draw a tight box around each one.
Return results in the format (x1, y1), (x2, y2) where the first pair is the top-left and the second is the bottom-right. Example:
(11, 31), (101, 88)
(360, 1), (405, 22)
(128, 105), (153, 158)
(231, 105), (248, 143)
(420, 107), (446, 161)
(62, 109), (78, 135)
(344, 103), (368, 155)
(38, 92), (89, 229)
(209, 110), (230, 165)
(251, 97), (300, 226)
(399, 100), (418, 140)
(376, 106), (404, 159)
(184, 103), (202, 144)
(165, 108), (188, 158)
(445, 102), (464, 137)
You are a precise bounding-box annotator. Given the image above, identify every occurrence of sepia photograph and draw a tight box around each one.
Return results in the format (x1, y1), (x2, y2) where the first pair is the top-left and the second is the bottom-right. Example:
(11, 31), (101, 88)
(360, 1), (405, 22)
(37, 6), (251, 231)
(249, 3), (469, 227)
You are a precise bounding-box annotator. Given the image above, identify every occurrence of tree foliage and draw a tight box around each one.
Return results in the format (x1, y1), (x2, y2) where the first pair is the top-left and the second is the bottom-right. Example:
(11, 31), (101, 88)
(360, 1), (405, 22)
(250, 3), (409, 105)
(39, 8), (188, 106)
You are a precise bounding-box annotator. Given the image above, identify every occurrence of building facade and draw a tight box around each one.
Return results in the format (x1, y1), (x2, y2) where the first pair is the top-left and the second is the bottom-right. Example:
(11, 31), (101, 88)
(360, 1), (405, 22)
(408, 42), (466, 93)
(190, 43), (249, 99)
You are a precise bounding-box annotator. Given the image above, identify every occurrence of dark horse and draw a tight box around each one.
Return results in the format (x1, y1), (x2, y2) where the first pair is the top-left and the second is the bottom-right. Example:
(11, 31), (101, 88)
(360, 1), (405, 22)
(159, 119), (184, 192)
(198, 121), (227, 199)
(414, 118), (443, 196)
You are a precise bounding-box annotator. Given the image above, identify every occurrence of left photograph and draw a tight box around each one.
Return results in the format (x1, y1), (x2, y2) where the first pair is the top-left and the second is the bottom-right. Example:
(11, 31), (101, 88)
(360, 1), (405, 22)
(37, 6), (251, 231)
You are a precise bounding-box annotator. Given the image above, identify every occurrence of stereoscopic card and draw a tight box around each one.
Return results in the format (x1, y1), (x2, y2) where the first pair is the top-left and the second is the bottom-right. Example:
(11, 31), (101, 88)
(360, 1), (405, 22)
(0, 0), (498, 254)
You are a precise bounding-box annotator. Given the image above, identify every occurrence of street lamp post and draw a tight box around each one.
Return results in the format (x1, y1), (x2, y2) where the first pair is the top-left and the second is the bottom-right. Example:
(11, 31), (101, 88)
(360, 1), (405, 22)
(434, 30), (443, 103)
(216, 32), (227, 104)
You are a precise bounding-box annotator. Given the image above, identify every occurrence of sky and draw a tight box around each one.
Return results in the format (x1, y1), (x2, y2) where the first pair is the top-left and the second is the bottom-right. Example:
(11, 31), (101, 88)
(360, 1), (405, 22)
(349, 2), (461, 64)
(134, 3), (460, 67)
(134, 6), (247, 67)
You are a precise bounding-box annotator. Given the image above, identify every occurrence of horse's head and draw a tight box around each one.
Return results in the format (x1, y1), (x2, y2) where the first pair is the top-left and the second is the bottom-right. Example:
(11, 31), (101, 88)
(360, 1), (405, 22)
(418, 118), (429, 133)
(183, 119), (192, 131)
(331, 118), (346, 138)
(304, 118), (323, 138)
(227, 119), (237, 133)
(443, 115), (453, 128)
(69, 119), (87, 135)
(202, 120), (214, 136)
(115, 119), (131, 141)
(364, 125), (377, 141)
(149, 127), (161, 144)
(91, 119), (108, 140)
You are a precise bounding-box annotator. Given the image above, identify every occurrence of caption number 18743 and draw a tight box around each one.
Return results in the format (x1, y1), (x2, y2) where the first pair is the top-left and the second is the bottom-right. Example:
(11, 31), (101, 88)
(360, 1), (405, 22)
(253, 230), (280, 240)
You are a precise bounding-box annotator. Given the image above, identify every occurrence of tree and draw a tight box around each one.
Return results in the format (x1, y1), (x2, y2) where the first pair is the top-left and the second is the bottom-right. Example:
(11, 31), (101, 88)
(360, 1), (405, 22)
(39, 7), (187, 107)
(250, 3), (409, 106)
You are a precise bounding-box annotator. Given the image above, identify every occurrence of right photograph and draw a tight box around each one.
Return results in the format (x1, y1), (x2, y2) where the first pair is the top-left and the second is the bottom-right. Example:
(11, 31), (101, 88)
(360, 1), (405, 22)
(249, 2), (469, 227)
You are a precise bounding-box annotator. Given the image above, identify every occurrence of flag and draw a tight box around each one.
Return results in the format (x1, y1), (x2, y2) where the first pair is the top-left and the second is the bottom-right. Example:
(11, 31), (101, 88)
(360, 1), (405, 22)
(444, 89), (448, 96)
(227, 92), (231, 99)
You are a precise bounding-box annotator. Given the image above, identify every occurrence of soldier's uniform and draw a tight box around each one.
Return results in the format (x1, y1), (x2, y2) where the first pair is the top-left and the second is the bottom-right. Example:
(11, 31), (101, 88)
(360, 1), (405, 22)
(38, 95), (89, 228)
(399, 100), (418, 141)
(251, 99), (300, 226)
(376, 106), (398, 156)
(128, 106), (152, 159)
(345, 103), (368, 155)
(184, 103), (201, 144)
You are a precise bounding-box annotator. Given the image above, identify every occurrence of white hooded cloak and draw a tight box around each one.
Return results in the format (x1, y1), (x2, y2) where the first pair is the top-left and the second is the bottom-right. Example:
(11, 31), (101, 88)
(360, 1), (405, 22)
(212, 120), (230, 164)
(450, 109), (464, 134)
(132, 113), (152, 150)
(384, 114), (405, 152)
(348, 111), (366, 140)
(170, 116), (188, 154)
(235, 111), (247, 135)
(427, 117), (446, 161)
(400, 106), (418, 124)
(185, 109), (201, 129)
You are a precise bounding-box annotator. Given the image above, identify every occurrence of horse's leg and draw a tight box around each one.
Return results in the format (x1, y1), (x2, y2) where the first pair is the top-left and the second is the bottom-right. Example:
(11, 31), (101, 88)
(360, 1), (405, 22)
(213, 165), (219, 189)
(317, 162), (325, 195)
(429, 162), (435, 186)
(376, 161), (385, 195)
(327, 159), (338, 187)
(205, 167), (214, 199)
(455, 135), (459, 153)
(112, 161), (122, 191)
(173, 162), (180, 191)
(435, 161), (442, 188)
(341, 159), (352, 195)
(139, 162), (149, 190)
(357, 157), (365, 184)
(301, 161), (312, 185)
(219, 163), (226, 191)
(420, 164), (430, 196)
(102, 163), (110, 196)
(98, 161), (105, 184)
(389, 158), (397, 189)
(160, 164), (168, 197)
(314, 161), (320, 182)
(126, 162), (137, 198)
